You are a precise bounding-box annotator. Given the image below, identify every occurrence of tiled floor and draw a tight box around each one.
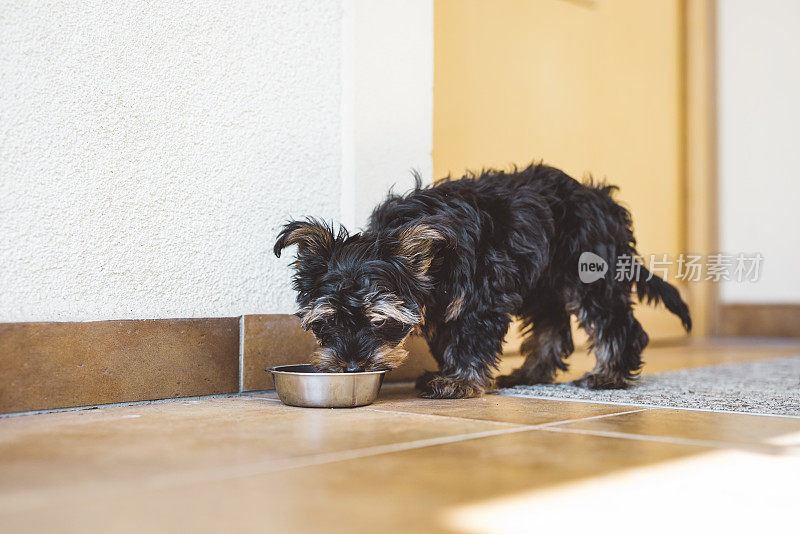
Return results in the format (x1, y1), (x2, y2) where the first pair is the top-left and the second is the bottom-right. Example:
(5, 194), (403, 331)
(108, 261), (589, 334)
(1, 340), (799, 533)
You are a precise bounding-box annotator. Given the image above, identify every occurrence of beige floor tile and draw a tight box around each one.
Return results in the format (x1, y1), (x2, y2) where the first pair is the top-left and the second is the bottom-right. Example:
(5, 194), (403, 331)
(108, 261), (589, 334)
(445, 447), (800, 533)
(0, 428), (709, 533)
(0, 396), (510, 512)
(553, 408), (800, 450)
(368, 383), (643, 425)
(636, 340), (800, 372)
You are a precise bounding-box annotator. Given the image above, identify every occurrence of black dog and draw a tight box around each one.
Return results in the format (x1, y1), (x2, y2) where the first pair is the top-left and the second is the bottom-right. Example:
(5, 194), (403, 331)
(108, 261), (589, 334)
(274, 163), (691, 398)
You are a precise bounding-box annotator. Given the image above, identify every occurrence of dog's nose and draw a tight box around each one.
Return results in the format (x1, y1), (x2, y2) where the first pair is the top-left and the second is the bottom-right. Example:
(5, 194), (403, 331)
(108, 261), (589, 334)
(345, 362), (362, 373)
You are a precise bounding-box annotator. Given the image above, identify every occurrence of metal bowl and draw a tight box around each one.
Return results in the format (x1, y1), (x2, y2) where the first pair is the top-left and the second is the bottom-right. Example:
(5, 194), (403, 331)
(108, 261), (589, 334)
(268, 364), (387, 408)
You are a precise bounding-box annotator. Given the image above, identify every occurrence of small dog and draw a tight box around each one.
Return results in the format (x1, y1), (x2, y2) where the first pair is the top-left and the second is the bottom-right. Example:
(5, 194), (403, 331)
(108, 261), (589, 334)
(274, 164), (691, 398)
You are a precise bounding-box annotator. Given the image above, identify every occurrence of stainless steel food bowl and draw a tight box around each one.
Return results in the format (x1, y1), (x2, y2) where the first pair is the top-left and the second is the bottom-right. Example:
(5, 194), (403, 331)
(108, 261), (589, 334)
(268, 364), (387, 408)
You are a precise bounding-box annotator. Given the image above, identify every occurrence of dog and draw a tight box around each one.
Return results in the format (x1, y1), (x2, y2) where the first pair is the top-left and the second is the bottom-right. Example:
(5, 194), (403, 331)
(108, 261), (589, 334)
(274, 163), (691, 398)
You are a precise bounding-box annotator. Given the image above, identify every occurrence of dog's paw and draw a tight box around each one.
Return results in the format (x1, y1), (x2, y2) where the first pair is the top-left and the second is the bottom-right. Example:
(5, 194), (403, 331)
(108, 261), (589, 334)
(495, 368), (554, 388)
(569, 372), (630, 390)
(415, 372), (486, 399)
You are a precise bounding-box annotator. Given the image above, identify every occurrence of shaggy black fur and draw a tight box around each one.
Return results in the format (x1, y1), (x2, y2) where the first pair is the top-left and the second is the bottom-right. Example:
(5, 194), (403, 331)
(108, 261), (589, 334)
(274, 163), (691, 398)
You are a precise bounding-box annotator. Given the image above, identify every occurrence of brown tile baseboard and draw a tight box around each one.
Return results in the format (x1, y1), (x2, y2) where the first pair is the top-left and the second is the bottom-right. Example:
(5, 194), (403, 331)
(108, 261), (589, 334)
(0, 314), (438, 414)
(0, 318), (240, 414)
(241, 314), (317, 391)
(718, 304), (800, 337)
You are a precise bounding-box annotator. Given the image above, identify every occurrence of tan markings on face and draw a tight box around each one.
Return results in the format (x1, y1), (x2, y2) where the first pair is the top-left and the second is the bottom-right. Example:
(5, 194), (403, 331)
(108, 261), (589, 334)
(310, 346), (342, 371)
(368, 333), (412, 370)
(365, 293), (421, 326)
(412, 305), (426, 335)
(299, 300), (337, 330)
(444, 293), (465, 322)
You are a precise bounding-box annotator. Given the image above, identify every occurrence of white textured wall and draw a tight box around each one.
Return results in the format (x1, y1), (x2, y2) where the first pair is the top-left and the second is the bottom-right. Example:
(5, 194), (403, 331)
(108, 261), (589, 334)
(718, 0), (800, 303)
(340, 0), (433, 231)
(0, 0), (342, 321)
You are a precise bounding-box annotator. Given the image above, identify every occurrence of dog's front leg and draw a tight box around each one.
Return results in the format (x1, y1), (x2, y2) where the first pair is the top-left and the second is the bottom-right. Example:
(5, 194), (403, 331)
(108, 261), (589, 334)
(416, 313), (510, 399)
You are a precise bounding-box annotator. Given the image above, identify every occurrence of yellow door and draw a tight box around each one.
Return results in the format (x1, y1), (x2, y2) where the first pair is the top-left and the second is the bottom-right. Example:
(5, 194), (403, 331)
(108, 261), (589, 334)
(434, 0), (689, 346)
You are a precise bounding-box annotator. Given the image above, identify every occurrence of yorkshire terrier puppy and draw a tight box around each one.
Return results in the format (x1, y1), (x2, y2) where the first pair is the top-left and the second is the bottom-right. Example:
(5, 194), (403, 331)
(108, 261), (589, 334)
(274, 164), (691, 398)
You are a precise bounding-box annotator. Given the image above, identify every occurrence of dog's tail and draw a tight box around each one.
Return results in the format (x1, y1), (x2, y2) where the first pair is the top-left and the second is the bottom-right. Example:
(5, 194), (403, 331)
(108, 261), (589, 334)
(634, 264), (692, 332)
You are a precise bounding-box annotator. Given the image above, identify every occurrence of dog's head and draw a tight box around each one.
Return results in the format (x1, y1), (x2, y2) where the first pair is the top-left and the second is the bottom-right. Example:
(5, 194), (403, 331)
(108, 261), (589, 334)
(274, 218), (454, 372)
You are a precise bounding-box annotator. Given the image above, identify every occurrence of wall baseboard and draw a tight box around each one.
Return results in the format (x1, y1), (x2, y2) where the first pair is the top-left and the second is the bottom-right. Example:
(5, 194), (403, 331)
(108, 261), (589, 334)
(718, 304), (800, 337)
(0, 318), (240, 414)
(0, 315), (437, 415)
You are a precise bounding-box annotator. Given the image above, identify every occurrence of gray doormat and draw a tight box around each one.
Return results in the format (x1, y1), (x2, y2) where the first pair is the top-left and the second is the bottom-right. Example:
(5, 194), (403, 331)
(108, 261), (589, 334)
(497, 355), (800, 417)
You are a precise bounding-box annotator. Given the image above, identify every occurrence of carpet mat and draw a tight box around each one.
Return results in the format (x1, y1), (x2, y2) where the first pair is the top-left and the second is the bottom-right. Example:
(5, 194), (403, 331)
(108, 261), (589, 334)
(497, 355), (800, 416)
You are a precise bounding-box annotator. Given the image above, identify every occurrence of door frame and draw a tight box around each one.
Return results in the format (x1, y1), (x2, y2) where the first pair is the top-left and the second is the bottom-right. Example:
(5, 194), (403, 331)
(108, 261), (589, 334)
(683, 0), (718, 337)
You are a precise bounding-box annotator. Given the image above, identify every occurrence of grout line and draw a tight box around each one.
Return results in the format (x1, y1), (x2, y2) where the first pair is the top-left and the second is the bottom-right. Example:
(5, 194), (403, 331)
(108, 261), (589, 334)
(238, 315), (244, 393)
(495, 392), (800, 419)
(532, 408), (651, 428)
(362, 406), (650, 429)
(156, 425), (533, 483)
(536, 425), (798, 456)
(239, 388), (280, 396)
(0, 393), (245, 419)
(239, 395), (281, 402)
(361, 406), (525, 427)
(1, 425), (536, 512)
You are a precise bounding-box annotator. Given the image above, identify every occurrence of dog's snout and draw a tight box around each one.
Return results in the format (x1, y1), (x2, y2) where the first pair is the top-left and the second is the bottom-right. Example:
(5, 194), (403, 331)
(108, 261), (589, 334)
(345, 362), (363, 373)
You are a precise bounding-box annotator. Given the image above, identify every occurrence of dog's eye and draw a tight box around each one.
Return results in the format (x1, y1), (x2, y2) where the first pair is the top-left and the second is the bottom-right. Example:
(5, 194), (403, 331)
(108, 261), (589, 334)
(371, 318), (404, 335)
(310, 323), (326, 338)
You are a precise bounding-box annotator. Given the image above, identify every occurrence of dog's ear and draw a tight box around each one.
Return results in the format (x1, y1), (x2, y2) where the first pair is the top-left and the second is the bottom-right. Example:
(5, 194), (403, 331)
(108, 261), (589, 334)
(395, 220), (456, 277)
(274, 219), (336, 258)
